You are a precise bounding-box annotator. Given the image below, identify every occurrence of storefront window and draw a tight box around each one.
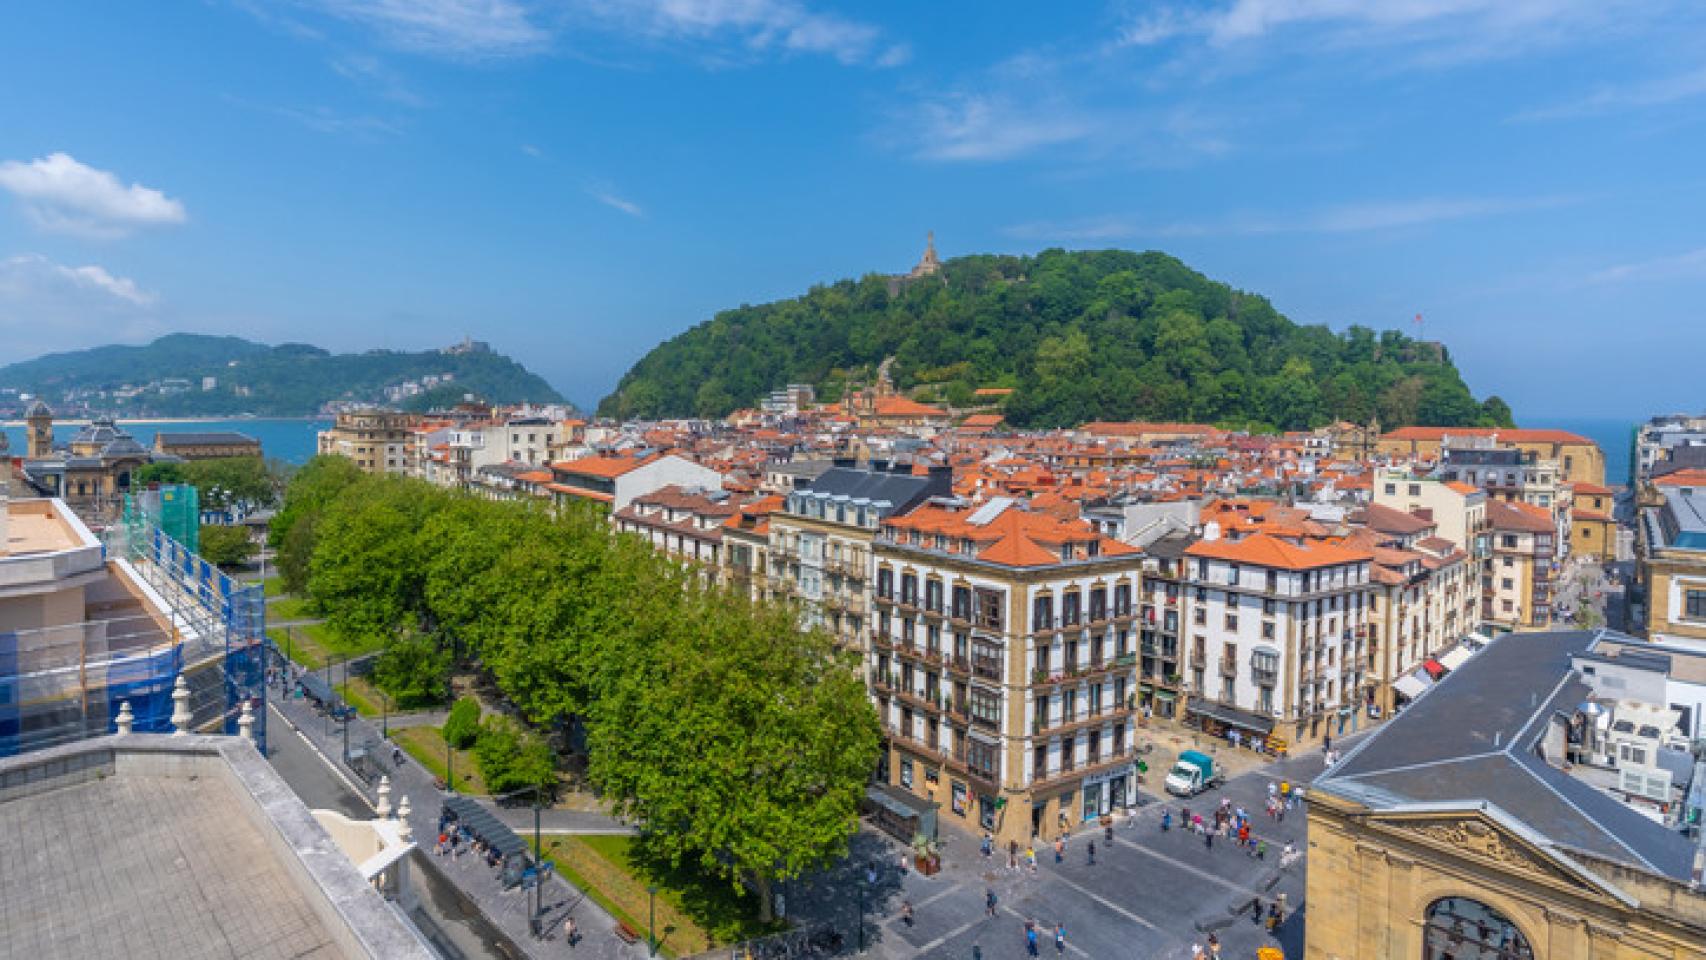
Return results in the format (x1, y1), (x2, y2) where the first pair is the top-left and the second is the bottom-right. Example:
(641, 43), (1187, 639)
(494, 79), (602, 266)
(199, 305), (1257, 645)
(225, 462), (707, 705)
(979, 796), (996, 831)
(900, 758), (914, 789)
(1082, 785), (1100, 821)
(951, 781), (967, 816)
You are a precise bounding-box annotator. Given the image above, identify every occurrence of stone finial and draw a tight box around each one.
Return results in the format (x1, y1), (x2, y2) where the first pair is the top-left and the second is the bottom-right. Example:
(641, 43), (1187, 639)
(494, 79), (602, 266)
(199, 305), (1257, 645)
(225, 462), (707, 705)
(375, 775), (393, 818)
(396, 797), (413, 843)
(238, 700), (256, 744)
(115, 700), (135, 736)
(170, 674), (193, 736)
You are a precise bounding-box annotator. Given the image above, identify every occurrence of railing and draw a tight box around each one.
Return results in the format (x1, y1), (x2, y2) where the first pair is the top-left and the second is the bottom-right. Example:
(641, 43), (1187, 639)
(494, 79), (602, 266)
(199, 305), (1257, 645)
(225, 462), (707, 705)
(1219, 657), (1237, 677)
(1032, 703), (1136, 737)
(1030, 746), (1137, 788)
(1251, 667), (1278, 686)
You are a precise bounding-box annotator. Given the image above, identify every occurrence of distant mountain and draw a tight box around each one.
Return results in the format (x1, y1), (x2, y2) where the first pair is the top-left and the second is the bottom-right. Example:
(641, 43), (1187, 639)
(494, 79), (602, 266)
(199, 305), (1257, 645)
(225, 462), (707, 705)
(0, 333), (565, 417)
(600, 248), (1513, 431)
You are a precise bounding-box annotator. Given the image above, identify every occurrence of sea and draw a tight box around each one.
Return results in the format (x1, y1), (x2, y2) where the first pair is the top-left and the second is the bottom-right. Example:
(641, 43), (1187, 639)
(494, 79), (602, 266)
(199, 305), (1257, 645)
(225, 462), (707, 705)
(1, 418), (332, 466)
(1528, 418), (1638, 488)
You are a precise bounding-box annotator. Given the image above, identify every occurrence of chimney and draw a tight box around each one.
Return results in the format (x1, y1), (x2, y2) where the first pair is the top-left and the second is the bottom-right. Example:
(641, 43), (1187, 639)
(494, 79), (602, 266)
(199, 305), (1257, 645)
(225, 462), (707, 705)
(1202, 520), (1222, 542)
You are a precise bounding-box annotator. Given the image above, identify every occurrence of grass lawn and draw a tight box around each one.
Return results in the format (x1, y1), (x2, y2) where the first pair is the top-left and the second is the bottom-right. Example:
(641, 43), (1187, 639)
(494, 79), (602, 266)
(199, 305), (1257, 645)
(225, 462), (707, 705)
(269, 619), (382, 671)
(395, 724), (487, 795)
(261, 575), (285, 597)
(335, 676), (387, 718)
(269, 596), (317, 621)
(269, 627), (324, 669)
(528, 833), (777, 956)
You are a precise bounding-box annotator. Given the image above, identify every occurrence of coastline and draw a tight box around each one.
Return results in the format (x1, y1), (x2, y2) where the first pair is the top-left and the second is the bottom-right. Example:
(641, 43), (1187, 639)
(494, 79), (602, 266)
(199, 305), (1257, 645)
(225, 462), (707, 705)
(0, 416), (326, 427)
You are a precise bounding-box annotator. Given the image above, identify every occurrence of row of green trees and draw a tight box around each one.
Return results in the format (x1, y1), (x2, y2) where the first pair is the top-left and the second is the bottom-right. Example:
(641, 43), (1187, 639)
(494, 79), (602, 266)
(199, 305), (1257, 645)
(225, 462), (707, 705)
(270, 457), (881, 913)
(600, 248), (1515, 431)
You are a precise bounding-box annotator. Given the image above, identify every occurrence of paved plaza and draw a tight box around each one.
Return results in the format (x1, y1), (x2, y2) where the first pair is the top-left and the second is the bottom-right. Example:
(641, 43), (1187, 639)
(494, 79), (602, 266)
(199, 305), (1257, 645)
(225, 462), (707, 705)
(779, 746), (1334, 960)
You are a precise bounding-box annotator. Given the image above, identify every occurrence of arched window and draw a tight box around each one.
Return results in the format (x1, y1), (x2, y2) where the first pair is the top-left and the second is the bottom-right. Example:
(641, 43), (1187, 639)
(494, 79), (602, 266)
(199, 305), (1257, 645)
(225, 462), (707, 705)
(1423, 897), (1533, 959)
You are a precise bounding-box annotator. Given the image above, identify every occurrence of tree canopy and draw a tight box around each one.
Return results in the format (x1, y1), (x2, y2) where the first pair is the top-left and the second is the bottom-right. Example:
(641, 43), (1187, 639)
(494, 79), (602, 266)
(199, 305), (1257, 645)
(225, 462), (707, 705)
(287, 464), (881, 900)
(599, 248), (1514, 431)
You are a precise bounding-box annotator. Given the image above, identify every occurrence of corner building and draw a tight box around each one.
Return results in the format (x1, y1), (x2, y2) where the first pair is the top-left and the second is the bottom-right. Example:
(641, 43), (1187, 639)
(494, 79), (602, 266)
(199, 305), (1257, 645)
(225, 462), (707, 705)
(871, 498), (1143, 846)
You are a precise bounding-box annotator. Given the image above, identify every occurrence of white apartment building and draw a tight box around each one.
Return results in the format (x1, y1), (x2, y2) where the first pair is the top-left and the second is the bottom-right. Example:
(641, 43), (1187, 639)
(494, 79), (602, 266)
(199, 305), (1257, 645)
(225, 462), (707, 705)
(1181, 530), (1376, 749)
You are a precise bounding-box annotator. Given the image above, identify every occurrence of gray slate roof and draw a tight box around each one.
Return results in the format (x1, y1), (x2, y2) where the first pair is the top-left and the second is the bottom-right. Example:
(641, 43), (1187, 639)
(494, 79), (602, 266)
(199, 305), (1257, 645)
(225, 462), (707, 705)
(798, 466), (948, 517)
(1317, 628), (1695, 881)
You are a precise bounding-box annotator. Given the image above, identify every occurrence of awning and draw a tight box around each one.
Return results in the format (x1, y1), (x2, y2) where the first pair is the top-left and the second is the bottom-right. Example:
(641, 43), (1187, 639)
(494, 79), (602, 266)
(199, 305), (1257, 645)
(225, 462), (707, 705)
(1152, 689), (1178, 702)
(443, 794), (530, 861)
(1186, 696), (1275, 735)
(865, 783), (936, 820)
(1422, 658), (1446, 680)
(1437, 645), (1474, 672)
(1392, 673), (1432, 701)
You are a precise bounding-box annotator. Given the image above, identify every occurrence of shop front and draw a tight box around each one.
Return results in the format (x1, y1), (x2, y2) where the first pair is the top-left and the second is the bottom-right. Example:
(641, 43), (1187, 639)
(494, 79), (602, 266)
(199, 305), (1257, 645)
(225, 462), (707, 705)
(1185, 696), (1277, 748)
(1080, 765), (1134, 820)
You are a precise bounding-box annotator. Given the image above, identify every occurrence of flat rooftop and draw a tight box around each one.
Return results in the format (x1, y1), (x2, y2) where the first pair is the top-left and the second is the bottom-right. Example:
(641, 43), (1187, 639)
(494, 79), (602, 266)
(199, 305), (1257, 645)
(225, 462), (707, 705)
(0, 737), (433, 960)
(1, 499), (99, 556)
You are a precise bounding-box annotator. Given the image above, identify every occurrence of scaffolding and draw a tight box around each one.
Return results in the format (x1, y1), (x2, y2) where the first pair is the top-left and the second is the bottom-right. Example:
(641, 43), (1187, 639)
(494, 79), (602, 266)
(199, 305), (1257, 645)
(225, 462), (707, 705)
(0, 494), (265, 757)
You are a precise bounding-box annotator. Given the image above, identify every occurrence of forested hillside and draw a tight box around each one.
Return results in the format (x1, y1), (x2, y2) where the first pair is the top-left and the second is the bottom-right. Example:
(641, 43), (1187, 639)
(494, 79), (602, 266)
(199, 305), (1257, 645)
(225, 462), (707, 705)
(601, 249), (1512, 431)
(0, 333), (564, 416)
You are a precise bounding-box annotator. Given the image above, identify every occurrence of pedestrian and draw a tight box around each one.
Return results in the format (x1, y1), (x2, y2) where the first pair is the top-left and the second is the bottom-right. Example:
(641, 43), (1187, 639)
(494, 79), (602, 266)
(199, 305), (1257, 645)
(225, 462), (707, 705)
(1054, 836), (1064, 863)
(1250, 897), (1264, 925)
(1257, 840), (1267, 860)
(901, 900), (914, 927)
(1087, 840), (1096, 865)
(986, 887), (998, 918)
(1267, 904), (1280, 932)
(982, 832), (993, 859)
(866, 862), (878, 886)
(1161, 810), (1172, 832)
(1104, 820), (1114, 843)
(1323, 733), (1332, 754)
(1191, 943), (1205, 959)
(1026, 924), (1039, 957)
(1054, 922), (1066, 955)
(1181, 805), (1191, 829)
(1207, 932), (1221, 957)
(1204, 828), (1213, 851)
(1009, 840), (1019, 870)
(1238, 823), (1250, 850)
(973, 945), (982, 960)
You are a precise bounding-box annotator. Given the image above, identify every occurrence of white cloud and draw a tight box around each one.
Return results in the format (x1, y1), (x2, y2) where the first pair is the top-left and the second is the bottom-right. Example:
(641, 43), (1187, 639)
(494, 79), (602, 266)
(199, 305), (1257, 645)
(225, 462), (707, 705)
(305, 0), (550, 58)
(1515, 66), (1706, 121)
(1117, 0), (1665, 62)
(1005, 195), (1569, 241)
(589, 186), (645, 217)
(520, 144), (544, 157)
(907, 94), (1098, 162)
(0, 153), (186, 239)
(330, 53), (425, 106)
(0, 254), (162, 357)
(1587, 246), (1706, 285)
(579, 0), (894, 66)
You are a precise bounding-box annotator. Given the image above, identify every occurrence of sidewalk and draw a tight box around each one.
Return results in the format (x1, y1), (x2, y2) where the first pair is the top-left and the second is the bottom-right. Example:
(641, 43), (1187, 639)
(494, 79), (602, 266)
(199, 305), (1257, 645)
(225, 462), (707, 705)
(269, 683), (649, 959)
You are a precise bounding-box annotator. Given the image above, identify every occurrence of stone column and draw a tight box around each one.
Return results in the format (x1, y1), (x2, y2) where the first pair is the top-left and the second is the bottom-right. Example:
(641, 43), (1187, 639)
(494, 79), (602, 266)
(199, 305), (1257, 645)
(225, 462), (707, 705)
(238, 701), (256, 744)
(375, 775), (393, 819)
(115, 700), (135, 736)
(170, 675), (192, 736)
(396, 797), (413, 843)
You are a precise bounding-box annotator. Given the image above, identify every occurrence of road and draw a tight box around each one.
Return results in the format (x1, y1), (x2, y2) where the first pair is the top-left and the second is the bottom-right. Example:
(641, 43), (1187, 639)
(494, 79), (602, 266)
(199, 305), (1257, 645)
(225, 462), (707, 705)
(266, 704), (521, 959)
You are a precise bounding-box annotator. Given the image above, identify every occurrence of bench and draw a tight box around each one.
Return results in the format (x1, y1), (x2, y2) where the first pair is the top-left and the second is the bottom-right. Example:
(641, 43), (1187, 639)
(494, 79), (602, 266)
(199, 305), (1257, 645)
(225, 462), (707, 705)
(614, 921), (642, 945)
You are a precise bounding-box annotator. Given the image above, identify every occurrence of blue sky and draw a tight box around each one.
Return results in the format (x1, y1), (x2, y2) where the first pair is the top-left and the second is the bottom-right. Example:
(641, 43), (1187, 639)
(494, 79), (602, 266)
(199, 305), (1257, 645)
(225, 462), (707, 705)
(2, 1), (1703, 419)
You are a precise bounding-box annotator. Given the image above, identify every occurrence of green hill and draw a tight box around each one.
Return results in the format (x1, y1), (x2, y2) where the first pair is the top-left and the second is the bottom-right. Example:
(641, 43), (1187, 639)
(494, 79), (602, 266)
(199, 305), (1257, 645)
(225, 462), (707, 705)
(0, 333), (564, 416)
(600, 249), (1512, 431)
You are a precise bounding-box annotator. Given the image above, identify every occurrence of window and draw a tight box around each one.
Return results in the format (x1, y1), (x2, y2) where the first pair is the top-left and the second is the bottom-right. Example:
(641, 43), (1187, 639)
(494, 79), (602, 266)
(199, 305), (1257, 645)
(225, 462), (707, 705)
(1501, 578), (1514, 590)
(1384, 483), (1396, 495)
(1408, 484), (1421, 496)
(1501, 535), (1517, 549)
(1194, 608), (1207, 625)
(1687, 589), (1706, 620)
(1423, 898), (1533, 959)
(900, 758), (914, 788)
(1033, 596), (1054, 631)
(876, 568), (894, 599)
(1225, 614), (1239, 631)
(968, 688), (1001, 727)
(1261, 621), (1275, 639)
(952, 585), (972, 620)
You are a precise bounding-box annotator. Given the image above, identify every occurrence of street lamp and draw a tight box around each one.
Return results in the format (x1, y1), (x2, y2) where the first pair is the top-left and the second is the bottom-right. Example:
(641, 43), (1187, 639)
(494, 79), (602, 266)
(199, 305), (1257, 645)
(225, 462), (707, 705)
(647, 884), (659, 957)
(446, 739), (454, 793)
(532, 789), (544, 939)
(381, 690), (389, 739)
(857, 877), (865, 954)
(340, 657), (350, 763)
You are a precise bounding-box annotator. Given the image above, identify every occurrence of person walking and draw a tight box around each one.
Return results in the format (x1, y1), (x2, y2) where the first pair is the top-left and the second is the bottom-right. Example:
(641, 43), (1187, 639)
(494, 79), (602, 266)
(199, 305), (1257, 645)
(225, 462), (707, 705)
(563, 915), (578, 946)
(1250, 897), (1264, 926)
(1054, 836), (1064, 863)
(1087, 840), (1096, 865)
(901, 900), (914, 928)
(1204, 827), (1214, 851)
(1207, 932), (1221, 957)
(1054, 922), (1066, 955)
(1161, 809), (1172, 832)
(1025, 923), (1040, 957)
(986, 887), (998, 918)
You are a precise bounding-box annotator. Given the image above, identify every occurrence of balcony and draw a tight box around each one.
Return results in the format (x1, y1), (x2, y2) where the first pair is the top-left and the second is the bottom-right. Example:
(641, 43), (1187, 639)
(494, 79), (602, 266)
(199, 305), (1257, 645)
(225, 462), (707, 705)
(945, 653), (972, 677)
(971, 657), (1003, 681)
(1029, 746), (1137, 790)
(1032, 703), (1136, 738)
(1218, 656), (1237, 678)
(1251, 666), (1278, 686)
(1030, 656), (1135, 688)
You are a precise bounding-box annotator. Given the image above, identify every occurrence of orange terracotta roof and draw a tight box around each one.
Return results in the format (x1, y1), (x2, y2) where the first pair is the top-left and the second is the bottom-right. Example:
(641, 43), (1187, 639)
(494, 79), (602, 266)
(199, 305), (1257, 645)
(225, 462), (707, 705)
(1185, 533), (1373, 570)
(1655, 469), (1706, 487)
(871, 396), (950, 418)
(882, 502), (1138, 569)
(1571, 481), (1613, 495)
(1081, 421), (1215, 438)
(974, 387), (1015, 397)
(552, 452), (656, 478)
(1381, 426), (1593, 444)
(544, 483), (614, 503)
(1486, 499), (1554, 533)
(1445, 481), (1480, 495)
(961, 413), (1005, 428)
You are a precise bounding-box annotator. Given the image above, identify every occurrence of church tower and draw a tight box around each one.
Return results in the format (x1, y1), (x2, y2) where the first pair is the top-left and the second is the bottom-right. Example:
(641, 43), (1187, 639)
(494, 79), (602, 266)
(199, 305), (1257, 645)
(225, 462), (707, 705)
(25, 400), (53, 459)
(909, 231), (942, 279)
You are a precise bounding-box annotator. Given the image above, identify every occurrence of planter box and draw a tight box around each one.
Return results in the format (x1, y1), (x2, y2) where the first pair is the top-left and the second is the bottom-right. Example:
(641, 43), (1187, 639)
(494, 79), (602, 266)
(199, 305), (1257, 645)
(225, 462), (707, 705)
(915, 855), (941, 876)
